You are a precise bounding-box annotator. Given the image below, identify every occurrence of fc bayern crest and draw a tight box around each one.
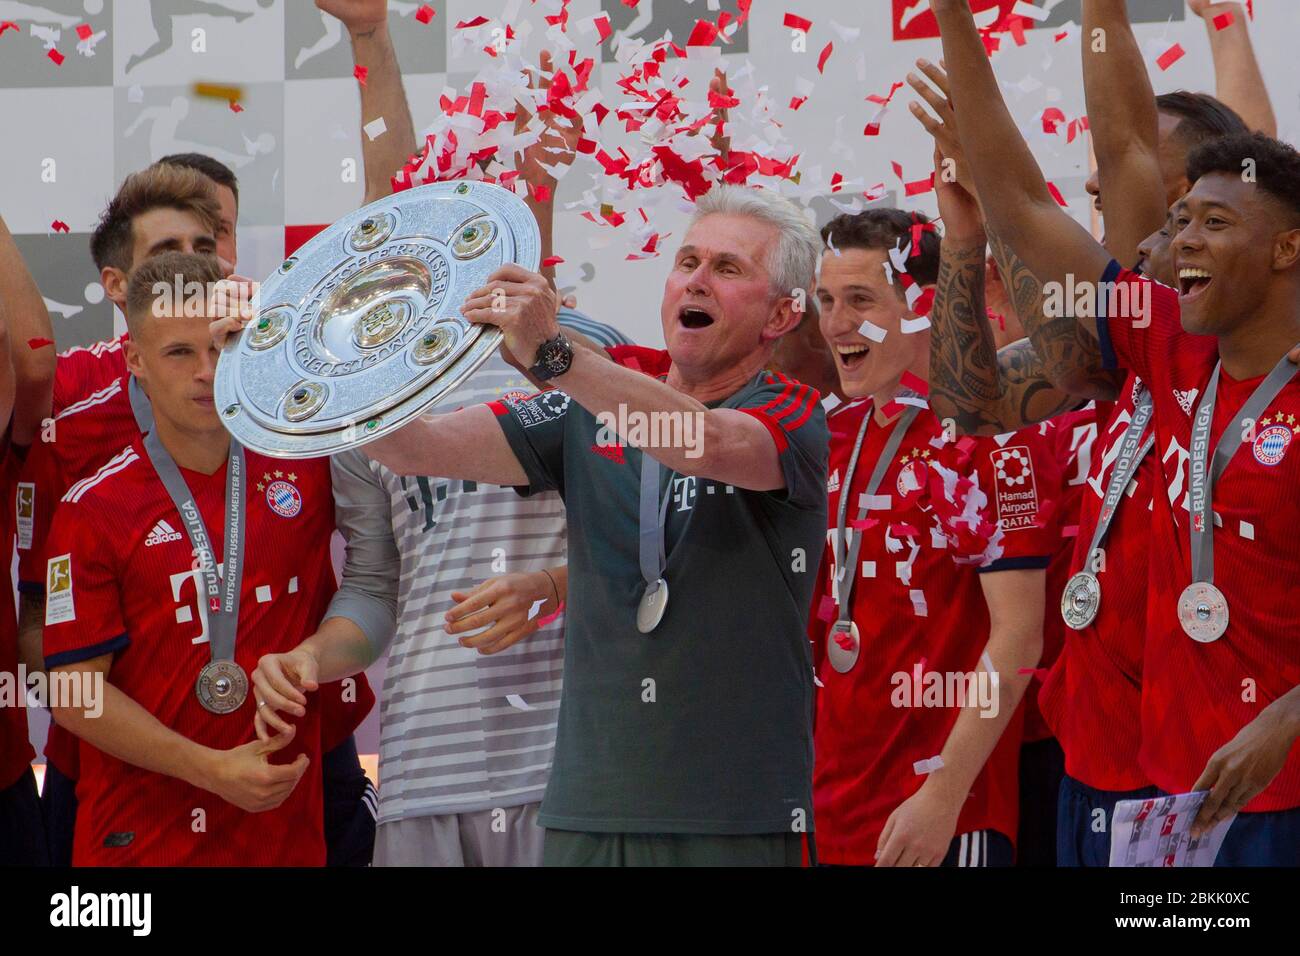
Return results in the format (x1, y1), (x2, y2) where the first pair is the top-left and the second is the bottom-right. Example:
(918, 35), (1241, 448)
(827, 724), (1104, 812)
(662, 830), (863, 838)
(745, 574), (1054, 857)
(266, 480), (303, 518)
(1252, 424), (1292, 466)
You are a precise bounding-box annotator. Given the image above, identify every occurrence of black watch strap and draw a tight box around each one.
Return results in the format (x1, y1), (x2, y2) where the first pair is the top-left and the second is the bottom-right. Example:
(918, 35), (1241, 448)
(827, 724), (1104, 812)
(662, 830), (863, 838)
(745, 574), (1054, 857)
(528, 332), (575, 381)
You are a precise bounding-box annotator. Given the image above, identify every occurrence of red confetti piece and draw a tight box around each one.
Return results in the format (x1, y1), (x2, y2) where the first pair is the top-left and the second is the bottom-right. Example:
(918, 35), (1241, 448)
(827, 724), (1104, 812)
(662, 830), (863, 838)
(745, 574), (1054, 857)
(229, 100), (243, 113)
(790, 96), (808, 111)
(911, 287), (935, 317)
(1247, 0), (1254, 19)
(530, 182), (551, 203)
(1212, 11), (1235, 30)
(866, 81), (903, 106)
(900, 370), (929, 397)
(904, 174), (934, 197)
(1156, 43), (1185, 71)
(47, 48), (65, 66)
(594, 13), (612, 43)
(541, 255), (564, 267)
(28, 337), (55, 349)
(415, 4), (434, 24)
(830, 172), (843, 192)
(50, 220), (69, 233)
(1046, 181), (1068, 207)
(817, 41), (833, 74)
(1054, 30), (1069, 42)
(783, 13), (812, 33)
(456, 16), (489, 28)
(863, 121), (881, 136)
(75, 23), (92, 40)
(1041, 107), (1065, 135)
(817, 595), (836, 623)
(354, 65), (368, 86)
(0, 20), (18, 35)
(833, 631), (854, 651)
(686, 18), (719, 46)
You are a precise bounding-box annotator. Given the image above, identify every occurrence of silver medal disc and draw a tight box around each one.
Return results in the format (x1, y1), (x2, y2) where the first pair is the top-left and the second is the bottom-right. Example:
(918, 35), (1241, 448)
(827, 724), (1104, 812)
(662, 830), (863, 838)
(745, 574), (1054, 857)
(637, 578), (669, 634)
(1178, 582), (1229, 643)
(214, 181), (541, 458)
(1061, 571), (1102, 631)
(196, 660), (249, 715)
(826, 621), (861, 673)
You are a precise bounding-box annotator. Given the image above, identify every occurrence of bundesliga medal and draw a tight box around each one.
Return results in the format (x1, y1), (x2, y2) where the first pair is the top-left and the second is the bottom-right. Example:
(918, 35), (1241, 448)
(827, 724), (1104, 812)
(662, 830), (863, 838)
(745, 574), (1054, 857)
(637, 578), (669, 634)
(1061, 572), (1102, 631)
(1178, 582), (1229, 643)
(826, 621), (860, 674)
(196, 659), (249, 714)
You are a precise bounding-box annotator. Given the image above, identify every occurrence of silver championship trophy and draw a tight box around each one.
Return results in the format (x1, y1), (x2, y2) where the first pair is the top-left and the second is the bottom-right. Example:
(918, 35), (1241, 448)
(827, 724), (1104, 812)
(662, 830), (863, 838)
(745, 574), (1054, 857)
(214, 181), (541, 457)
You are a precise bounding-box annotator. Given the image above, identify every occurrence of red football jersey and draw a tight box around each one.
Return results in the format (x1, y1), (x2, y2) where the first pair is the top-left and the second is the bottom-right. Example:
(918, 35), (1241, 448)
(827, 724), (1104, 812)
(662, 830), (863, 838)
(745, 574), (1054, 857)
(51, 334), (129, 415)
(1099, 264), (1300, 811)
(42, 438), (337, 865)
(1023, 408), (1098, 743)
(812, 398), (1060, 864)
(16, 376), (141, 779)
(1, 441), (36, 790)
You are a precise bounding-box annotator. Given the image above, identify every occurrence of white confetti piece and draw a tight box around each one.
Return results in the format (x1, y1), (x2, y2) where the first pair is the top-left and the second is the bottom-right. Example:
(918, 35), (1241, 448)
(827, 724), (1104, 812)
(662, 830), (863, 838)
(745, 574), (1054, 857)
(127, 84), (144, 103)
(1240, 521), (1255, 540)
(858, 319), (888, 343)
(1012, 0), (1050, 21)
(527, 598), (546, 621)
(861, 560), (876, 579)
(364, 116), (388, 141)
(900, 314), (930, 334)
(506, 694), (534, 711)
(909, 589), (928, 617)
(859, 493), (892, 512)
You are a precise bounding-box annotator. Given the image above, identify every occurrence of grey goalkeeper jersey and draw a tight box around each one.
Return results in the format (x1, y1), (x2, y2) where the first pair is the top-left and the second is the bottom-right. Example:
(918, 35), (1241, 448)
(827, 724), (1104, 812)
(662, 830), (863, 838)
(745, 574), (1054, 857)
(332, 311), (630, 822)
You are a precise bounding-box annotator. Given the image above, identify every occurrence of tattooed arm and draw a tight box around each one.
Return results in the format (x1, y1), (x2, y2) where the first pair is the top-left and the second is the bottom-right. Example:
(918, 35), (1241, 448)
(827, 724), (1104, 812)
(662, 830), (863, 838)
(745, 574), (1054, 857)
(930, 233), (1084, 436)
(986, 231), (1123, 404)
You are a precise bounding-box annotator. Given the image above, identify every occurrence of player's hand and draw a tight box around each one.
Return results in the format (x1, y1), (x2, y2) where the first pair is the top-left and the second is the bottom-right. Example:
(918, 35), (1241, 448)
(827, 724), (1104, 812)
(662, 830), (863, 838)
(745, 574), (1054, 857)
(446, 570), (560, 655)
(315, 0), (389, 35)
(561, 294), (578, 309)
(907, 59), (977, 198)
(251, 647), (319, 741)
(516, 50), (582, 194)
(1191, 708), (1296, 837)
(932, 146), (985, 245)
(207, 732), (310, 813)
(208, 275), (260, 350)
(875, 780), (963, 867)
(462, 264), (560, 366)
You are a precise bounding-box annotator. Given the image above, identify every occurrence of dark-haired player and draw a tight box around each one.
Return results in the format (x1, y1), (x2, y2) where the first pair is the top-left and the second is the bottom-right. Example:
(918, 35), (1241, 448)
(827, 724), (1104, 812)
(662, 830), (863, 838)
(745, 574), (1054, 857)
(810, 207), (1061, 866)
(933, 0), (1300, 864)
(158, 152), (240, 270)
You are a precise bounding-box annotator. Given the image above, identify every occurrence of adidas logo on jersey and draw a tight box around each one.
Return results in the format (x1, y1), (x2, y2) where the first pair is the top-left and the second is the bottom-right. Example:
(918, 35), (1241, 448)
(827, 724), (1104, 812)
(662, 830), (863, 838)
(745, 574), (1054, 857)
(144, 520), (183, 547)
(1173, 388), (1200, 416)
(828, 468), (841, 494)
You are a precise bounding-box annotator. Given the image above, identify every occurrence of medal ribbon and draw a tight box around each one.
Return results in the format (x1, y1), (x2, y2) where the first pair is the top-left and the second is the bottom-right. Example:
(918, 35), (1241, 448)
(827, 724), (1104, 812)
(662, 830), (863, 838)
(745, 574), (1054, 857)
(637, 449), (675, 598)
(141, 420), (246, 666)
(127, 375), (156, 434)
(833, 404), (922, 626)
(1187, 352), (1300, 586)
(1074, 388), (1155, 574)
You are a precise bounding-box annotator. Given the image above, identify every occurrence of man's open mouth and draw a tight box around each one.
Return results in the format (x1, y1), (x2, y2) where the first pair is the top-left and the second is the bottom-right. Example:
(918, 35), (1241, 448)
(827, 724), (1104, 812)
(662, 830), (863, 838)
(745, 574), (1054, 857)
(836, 342), (870, 370)
(1179, 267), (1214, 300)
(678, 306), (715, 330)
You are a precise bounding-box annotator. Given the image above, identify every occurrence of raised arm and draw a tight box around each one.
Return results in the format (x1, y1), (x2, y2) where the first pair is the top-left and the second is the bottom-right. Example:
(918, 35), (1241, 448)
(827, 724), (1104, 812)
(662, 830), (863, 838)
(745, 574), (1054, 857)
(0, 213), (56, 443)
(932, 0), (1111, 342)
(321, 0), (418, 205)
(1191, 0), (1277, 136)
(1083, 0), (1169, 266)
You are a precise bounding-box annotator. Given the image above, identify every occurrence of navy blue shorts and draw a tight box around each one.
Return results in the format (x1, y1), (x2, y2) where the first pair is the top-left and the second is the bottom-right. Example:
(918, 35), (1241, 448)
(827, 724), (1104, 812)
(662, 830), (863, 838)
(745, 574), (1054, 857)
(322, 735), (377, 867)
(1017, 737), (1065, 867)
(0, 768), (49, 866)
(1057, 773), (1160, 867)
(40, 760), (77, 867)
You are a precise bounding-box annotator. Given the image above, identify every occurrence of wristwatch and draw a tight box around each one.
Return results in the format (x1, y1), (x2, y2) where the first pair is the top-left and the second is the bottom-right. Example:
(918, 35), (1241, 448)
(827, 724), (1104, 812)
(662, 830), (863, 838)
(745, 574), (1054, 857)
(528, 332), (575, 381)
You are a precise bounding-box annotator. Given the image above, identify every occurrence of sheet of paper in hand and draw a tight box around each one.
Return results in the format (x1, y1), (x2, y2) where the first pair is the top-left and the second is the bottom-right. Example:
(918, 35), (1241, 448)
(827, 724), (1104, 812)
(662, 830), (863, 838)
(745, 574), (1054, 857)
(1108, 790), (1235, 867)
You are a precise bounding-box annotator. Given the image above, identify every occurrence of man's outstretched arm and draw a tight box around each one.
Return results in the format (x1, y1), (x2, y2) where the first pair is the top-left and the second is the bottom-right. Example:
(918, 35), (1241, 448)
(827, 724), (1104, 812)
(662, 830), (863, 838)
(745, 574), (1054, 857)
(1191, 0), (1276, 136)
(932, 0), (1111, 343)
(1083, 0), (1168, 268)
(322, 0), (418, 205)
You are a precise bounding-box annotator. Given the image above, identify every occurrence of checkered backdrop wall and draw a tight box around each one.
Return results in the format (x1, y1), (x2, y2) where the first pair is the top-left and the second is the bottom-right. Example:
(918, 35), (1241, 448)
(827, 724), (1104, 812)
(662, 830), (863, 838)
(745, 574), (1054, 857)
(5, 0), (1299, 759)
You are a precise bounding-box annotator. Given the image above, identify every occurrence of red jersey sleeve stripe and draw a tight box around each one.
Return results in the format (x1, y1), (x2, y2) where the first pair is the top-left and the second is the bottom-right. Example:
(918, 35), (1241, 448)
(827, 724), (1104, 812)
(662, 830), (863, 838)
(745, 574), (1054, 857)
(741, 408), (790, 452)
(765, 381), (818, 429)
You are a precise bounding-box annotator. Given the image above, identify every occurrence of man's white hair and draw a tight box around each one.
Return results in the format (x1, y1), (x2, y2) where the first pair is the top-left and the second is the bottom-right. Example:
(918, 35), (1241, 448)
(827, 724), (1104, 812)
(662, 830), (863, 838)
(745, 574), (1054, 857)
(688, 185), (820, 299)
